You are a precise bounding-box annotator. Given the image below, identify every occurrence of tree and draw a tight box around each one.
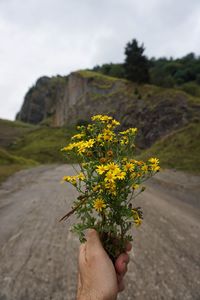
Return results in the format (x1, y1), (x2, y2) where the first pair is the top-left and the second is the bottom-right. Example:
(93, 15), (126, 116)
(124, 39), (149, 83)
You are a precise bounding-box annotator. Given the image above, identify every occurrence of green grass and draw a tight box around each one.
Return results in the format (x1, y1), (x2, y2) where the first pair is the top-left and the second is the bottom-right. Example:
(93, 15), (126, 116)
(77, 70), (122, 82)
(0, 147), (38, 183)
(138, 121), (200, 174)
(0, 147), (37, 165)
(76, 70), (128, 91)
(0, 119), (76, 183)
(9, 126), (76, 163)
(0, 119), (35, 128)
(0, 165), (33, 184)
(0, 119), (37, 148)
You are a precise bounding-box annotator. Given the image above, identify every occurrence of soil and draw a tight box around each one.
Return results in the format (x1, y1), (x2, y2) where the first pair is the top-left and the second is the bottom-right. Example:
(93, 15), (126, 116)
(0, 165), (199, 300)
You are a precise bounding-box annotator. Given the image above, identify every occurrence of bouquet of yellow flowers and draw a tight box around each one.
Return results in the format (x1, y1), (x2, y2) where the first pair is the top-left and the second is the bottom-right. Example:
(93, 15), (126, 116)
(60, 115), (160, 261)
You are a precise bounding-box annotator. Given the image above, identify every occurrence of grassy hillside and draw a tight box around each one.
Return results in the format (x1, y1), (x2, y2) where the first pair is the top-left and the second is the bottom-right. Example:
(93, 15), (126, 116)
(70, 71), (200, 150)
(138, 121), (200, 174)
(0, 118), (36, 148)
(1, 70), (200, 184)
(9, 127), (76, 163)
(0, 147), (38, 183)
(1, 116), (199, 186)
(0, 119), (76, 183)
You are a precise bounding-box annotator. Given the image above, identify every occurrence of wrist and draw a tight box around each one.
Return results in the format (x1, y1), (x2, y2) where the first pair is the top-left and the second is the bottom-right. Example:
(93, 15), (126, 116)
(77, 288), (117, 300)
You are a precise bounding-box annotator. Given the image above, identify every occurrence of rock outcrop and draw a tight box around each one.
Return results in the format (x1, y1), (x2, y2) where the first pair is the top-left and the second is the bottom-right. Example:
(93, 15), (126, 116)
(16, 76), (68, 124)
(16, 70), (200, 148)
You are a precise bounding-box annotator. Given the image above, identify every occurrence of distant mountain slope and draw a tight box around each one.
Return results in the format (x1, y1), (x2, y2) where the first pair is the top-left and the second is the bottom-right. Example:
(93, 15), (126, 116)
(0, 119), (75, 183)
(16, 70), (200, 149)
(0, 117), (199, 184)
(138, 121), (200, 174)
(0, 119), (35, 148)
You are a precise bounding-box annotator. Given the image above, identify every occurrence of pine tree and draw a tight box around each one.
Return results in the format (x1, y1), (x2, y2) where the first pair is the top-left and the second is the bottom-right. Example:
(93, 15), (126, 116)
(124, 39), (149, 83)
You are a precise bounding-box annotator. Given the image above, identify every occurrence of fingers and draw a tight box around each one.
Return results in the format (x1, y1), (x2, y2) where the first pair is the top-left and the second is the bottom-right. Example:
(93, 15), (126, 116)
(116, 260), (128, 293)
(115, 245), (132, 293)
(115, 241), (131, 274)
(117, 276), (125, 292)
(125, 241), (132, 252)
(115, 252), (129, 275)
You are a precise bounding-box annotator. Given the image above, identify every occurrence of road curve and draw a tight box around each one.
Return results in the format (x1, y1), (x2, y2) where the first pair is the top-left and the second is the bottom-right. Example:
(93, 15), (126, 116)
(0, 165), (199, 300)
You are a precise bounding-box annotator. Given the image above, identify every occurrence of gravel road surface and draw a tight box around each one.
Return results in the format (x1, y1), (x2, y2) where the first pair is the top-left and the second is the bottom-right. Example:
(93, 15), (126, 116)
(0, 165), (199, 300)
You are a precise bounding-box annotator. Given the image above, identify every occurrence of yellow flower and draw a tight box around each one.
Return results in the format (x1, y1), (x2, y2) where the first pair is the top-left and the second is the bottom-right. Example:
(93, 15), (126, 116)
(81, 162), (88, 168)
(105, 171), (116, 182)
(120, 128), (137, 135)
(101, 129), (115, 142)
(115, 171), (126, 180)
(105, 182), (117, 195)
(63, 175), (77, 186)
(103, 134), (113, 141)
(87, 124), (95, 131)
(96, 165), (107, 175)
(132, 209), (142, 226)
(134, 218), (142, 226)
(105, 181), (116, 189)
(77, 139), (95, 154)
(122, 157), (128, 163)
(149, 158), (159, 165)
(124, 163), (135, 172)
(105, 162), (120, 172)
(151, 164), (160, 172)
(77, 144), (87, 154)
(92, 115), (113, 123)
(86, 139), (95, 148)
(92, 184), (101, 192)
(97, 134), (104, 142)
(130, 172), (137, 179)
(62, 142), (77, 151)
(130, 159), (137, 164)
(141, 164), (148, 173)
(71, 133), (84, 140)
(77, 172), (85, 180)
(130, 128), (137, 134)
(120, 136), (129, 145)
(112, 120), (120, 126)
(93, 198), (106, 212)
(103, 129), (113, 135)
(132, 184), (139, 190)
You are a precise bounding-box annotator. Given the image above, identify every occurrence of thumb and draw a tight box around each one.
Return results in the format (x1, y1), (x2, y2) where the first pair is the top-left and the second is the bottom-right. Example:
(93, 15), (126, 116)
(85, 229), (105, 258)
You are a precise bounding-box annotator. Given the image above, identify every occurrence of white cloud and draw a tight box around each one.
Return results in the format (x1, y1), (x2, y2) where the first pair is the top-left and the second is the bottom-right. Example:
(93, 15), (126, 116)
(0, 0), (200, 120)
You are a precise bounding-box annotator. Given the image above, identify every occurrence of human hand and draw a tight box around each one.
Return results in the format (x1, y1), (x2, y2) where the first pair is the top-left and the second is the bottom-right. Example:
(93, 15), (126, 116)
(77, 229), (132, 300)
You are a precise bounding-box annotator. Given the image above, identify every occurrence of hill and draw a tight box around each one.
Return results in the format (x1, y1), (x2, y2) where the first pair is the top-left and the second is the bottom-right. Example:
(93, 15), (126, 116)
(16, 70), (200, 149)
(138, 121), (200, 174)
(1, 71), (200, 183)
(0, 119), (75, 183)
(0, 116), (199, 185)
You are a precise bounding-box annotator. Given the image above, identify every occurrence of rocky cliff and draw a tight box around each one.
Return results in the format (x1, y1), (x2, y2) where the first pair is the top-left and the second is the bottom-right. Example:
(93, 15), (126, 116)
(16, 70), (200, 148)
(16, 76), (68, 124)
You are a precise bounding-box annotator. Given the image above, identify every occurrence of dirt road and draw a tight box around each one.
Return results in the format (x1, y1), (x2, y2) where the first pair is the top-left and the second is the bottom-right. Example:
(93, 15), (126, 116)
(0, 165), (199, 300)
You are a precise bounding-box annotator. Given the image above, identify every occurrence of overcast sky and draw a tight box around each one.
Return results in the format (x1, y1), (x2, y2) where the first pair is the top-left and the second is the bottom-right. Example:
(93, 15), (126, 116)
(0, 0), (200, 120)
